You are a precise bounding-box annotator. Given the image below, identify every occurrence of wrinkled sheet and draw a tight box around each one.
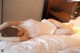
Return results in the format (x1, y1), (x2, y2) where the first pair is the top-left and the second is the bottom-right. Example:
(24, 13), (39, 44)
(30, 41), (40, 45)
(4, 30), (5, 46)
(0, 35), (80, 53)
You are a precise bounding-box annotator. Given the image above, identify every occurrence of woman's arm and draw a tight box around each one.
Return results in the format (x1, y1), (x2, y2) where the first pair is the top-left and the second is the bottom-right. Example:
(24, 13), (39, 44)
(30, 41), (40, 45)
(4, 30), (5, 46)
(7, 21), (22, 26)
(48, 19), (68, 28)
(54, 28), (74, 35)
(0, 21), (22, 30)
(48, 19), (74, 35)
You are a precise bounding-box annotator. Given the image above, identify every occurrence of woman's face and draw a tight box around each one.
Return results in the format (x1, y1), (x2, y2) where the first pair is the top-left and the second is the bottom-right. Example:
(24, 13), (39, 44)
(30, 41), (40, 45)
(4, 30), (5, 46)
(17, 27), (24, 37)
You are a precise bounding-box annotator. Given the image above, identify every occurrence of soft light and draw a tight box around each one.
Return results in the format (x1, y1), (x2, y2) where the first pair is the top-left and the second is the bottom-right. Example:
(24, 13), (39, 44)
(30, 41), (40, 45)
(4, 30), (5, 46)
(72, 26), (80, 33)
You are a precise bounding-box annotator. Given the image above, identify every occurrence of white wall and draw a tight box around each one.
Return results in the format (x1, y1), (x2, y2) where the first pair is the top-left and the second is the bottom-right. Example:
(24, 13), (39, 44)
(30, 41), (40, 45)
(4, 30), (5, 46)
(3, 0), (44, 21)
(0, 0), (2, 23)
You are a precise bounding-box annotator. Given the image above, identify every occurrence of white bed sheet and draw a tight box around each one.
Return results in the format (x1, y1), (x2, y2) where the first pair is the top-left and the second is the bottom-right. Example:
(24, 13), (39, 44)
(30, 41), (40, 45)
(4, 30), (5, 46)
(0, 35), (80, 53)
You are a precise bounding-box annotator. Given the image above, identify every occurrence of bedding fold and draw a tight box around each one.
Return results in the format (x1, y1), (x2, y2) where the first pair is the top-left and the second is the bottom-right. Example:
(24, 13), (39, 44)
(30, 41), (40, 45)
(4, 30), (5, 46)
(0, 35), (80, 53)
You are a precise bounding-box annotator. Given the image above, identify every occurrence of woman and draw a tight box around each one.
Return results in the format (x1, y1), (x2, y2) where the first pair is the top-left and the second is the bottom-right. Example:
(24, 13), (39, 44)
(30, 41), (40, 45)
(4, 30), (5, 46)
(0, 19), (74, 41)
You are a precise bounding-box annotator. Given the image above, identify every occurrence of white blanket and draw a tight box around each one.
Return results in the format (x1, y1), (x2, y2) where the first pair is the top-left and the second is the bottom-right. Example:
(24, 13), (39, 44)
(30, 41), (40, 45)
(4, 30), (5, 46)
(0, 35), (80, 53)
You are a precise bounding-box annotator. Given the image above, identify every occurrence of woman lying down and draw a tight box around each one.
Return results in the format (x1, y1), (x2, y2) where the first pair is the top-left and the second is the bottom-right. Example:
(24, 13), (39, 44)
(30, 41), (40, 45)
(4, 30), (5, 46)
(0, 19), (75, 41)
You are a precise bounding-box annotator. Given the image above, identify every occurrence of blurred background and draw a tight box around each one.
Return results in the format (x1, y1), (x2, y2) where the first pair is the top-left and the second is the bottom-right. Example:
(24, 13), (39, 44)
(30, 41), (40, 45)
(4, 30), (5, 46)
(0, 0), (79, 23)
(43, 0), (78, 22)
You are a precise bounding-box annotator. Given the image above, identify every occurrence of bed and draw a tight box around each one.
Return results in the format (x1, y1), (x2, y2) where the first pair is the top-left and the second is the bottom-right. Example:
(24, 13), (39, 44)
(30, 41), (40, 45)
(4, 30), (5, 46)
(0, 34), (80, 53)
(1, 17), (80, 53)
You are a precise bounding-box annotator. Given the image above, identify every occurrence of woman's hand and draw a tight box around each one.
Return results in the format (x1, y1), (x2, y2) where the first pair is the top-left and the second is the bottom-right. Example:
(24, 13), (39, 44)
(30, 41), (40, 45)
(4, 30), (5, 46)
(20, 35), (29, 42)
